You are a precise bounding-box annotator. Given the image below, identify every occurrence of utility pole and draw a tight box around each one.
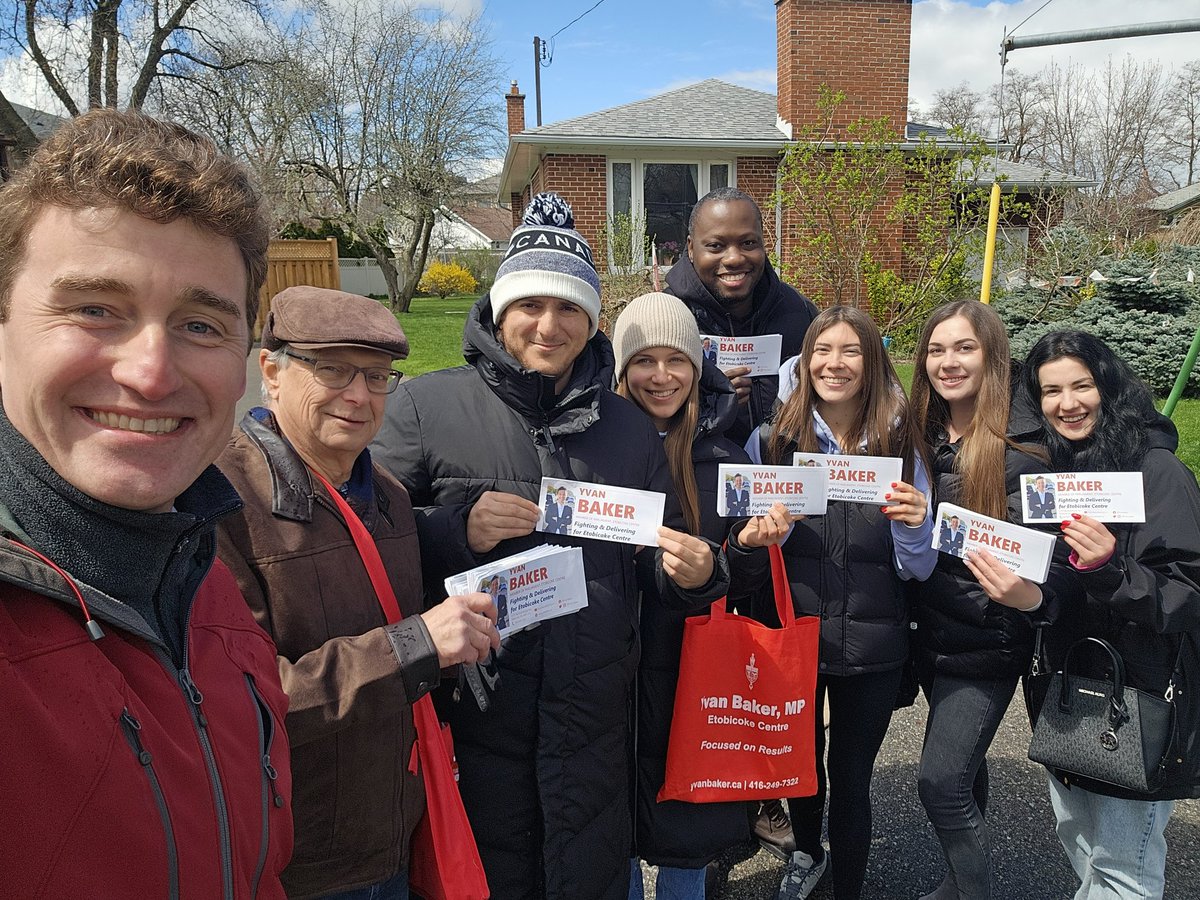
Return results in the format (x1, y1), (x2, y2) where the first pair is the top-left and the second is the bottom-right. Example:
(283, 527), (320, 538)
(533, 36), (544, 126)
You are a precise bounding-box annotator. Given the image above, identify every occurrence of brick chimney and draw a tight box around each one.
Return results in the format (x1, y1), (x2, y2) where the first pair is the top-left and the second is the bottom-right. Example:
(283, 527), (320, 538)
(506, 80), (526, 136)
(775, 0), (912, 139)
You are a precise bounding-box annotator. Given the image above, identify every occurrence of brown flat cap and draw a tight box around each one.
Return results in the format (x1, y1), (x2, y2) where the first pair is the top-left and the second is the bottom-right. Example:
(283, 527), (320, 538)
(263, 286), (409, 359)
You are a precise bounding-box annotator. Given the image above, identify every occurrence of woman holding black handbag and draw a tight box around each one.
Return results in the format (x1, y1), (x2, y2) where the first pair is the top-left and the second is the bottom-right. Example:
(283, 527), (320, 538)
(1024, 330), (1200, 899)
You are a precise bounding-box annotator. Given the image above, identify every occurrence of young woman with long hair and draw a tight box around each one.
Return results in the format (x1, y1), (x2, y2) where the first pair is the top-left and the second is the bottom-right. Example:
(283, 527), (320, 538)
(747, 305), (936, 900)
(908, 300), (1053, 900)
(613, 292), (789, 900)
(1025, 330), (1200, 899)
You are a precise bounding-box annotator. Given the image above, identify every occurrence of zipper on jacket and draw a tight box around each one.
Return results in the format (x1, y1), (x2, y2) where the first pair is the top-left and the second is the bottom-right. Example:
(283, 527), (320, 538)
(245, 675), (283, 898)
(120, 709), (181, 900)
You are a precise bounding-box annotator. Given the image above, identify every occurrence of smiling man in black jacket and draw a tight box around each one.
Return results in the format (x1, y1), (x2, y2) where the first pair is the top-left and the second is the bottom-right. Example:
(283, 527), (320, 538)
(667, 188), (819, 446)
(372, 193), (728, 900)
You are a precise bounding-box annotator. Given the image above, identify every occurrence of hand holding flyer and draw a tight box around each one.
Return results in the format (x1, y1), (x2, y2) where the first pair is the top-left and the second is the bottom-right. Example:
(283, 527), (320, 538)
(536, 477), (666, 546)
(717, 464), (828, 517)
(933, 502), (1055, 583)
(1020, 472), (1145, 524)
(699, 333), (783, 376)
(793, 453), (902, 505)
(445, 545), (587, 638)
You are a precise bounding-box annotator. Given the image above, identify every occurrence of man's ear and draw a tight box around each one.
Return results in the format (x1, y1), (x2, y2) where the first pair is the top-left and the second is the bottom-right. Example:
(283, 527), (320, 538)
(259, 348), (282, 404)
(686, 235), (694, 262)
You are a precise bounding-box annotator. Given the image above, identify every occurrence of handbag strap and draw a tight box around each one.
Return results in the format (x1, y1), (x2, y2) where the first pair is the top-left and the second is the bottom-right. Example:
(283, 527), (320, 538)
(710, 543), (795, 626)
(310, 469), (403, 625)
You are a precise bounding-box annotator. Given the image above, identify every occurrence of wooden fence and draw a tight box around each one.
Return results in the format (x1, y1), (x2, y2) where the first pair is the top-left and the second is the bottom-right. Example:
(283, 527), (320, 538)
(256, 238), (341, 337)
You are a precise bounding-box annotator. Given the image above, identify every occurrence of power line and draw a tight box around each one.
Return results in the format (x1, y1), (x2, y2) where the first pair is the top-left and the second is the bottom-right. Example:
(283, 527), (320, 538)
(550, 0), (608, 41)
(1009, 0), (1058, 39)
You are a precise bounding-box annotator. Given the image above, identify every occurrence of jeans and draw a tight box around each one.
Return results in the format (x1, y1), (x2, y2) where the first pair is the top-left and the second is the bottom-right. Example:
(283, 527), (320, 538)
(1047, 774), (1175, 899)
(321, 871), (409, 900)
(917, 671), (1018, 899)
(629, 858), (706, 900)
(787, 668), (903, 900)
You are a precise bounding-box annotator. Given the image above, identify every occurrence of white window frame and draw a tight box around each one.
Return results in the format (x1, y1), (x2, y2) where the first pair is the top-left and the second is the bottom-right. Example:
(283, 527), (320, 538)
(605, 156), (737, 271)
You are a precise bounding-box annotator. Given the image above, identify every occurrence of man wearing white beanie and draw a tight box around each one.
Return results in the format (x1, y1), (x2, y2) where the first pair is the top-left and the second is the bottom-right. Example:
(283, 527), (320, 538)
(373, 194), (729, 900)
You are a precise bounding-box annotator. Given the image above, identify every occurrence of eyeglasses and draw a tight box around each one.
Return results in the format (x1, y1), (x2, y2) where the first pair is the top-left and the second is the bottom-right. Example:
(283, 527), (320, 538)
(282, 349), (402, 394)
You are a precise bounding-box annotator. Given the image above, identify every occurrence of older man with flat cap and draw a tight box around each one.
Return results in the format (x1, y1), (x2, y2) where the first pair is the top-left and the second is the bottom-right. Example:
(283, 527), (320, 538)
(216, 286), (500, 900)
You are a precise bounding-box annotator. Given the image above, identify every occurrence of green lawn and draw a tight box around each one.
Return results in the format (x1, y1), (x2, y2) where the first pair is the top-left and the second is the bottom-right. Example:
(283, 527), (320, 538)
(391, 314), (1200, 480)
(395, 296), (476, 376)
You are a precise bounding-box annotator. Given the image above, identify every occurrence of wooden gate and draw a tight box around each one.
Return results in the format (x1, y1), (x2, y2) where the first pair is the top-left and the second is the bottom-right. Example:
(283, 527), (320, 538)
(256, 238), (341, 337)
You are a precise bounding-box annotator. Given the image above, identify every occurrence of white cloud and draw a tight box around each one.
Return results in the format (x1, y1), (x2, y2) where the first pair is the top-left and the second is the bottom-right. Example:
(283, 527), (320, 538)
(910, 0), (1200, 111)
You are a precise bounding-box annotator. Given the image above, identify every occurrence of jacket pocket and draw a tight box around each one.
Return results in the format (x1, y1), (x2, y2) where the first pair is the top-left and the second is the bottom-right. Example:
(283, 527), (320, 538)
(245, 674), (285, 898)
(120, 709), (180, 900)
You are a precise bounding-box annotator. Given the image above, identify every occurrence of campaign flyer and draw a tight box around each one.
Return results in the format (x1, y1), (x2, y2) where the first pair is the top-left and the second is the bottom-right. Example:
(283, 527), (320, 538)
(445, 544), (587, 638)
(536, 477), (666, 546)
(716, 464), (828, 517)
(933, 502), (1055, 583)
(793, 453), (903, 505)
(700, 333), (783, 377)
(1020, 472), (1145, 524)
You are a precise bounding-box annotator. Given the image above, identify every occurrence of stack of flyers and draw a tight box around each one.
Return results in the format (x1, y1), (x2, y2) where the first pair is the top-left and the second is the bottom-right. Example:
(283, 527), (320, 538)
(699, 333), (782, 376)
(933, 502), (1056, 583)
(716, 464), (828, 517)
(444, 544), (587, 638)
(536, 477), (665, 546)
(793, 453), (902, 505)
(1020, 472), (1145, 524)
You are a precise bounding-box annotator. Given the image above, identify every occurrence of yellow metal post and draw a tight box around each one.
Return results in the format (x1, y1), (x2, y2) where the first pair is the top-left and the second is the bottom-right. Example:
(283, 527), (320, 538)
(979, 181), (1002, 304)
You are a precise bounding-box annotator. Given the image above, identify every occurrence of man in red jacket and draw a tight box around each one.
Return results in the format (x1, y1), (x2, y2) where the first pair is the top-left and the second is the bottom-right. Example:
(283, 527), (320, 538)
(0, 109), (294, 897)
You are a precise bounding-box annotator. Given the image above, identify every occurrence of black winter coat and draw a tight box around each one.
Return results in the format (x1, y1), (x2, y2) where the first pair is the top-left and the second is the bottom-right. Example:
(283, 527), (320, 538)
(633, 363), (767, 868)
(666, 255), (818, 445)
(912, 396), (1051, 679)
(752, 425), (936, 677)
(1041, 417), (1200, 800)
(371, 297), (728, 900)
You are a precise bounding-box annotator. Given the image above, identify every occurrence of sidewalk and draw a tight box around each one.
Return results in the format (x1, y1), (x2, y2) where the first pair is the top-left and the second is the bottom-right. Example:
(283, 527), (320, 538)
(711, 692), (1199, 899)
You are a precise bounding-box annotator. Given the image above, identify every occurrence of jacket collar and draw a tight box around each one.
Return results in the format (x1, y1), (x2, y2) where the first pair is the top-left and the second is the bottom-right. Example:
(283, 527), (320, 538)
(462, 295), (615, 442)
(238, 409), (385, 528)
(666, 253), (787, 336)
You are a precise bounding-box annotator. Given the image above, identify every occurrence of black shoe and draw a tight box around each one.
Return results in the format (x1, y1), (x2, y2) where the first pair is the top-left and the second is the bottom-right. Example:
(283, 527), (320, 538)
(751, 799), (797, 861)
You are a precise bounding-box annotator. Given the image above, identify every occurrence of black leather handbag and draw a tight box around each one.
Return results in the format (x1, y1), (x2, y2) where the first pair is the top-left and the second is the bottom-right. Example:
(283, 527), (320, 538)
(1027, 636), (1178, 793)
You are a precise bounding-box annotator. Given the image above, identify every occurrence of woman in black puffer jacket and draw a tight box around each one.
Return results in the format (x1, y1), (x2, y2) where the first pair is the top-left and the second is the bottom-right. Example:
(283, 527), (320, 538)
(1024, 330), (1200, 898)
(613, 292), (785, 900)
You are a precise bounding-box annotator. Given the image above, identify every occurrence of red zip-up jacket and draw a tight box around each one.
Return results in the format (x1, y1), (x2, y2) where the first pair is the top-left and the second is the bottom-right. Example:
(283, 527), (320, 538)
(0, 549), (294, 899)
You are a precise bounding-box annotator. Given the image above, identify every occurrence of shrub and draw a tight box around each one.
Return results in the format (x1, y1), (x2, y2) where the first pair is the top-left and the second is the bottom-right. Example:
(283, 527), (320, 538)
(452, 248), (501, 294)
(418, 261), (477, 299)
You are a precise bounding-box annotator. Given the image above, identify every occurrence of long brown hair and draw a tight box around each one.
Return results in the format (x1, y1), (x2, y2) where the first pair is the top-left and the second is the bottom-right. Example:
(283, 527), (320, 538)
(766, 306), (925, 482)
(910, 300), (1014, 519)
(618, 366), (702, 534)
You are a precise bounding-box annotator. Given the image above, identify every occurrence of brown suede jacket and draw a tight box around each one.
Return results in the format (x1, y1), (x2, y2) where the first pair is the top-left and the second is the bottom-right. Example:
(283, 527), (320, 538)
(217, 411), (441, 899)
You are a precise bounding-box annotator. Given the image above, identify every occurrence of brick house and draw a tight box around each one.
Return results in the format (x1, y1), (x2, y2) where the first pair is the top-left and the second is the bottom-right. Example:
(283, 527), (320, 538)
(497, 0), (1090, 299)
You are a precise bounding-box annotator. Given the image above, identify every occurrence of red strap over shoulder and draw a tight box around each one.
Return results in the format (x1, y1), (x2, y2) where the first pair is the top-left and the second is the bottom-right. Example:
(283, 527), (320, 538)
(310, 469), (404, 625)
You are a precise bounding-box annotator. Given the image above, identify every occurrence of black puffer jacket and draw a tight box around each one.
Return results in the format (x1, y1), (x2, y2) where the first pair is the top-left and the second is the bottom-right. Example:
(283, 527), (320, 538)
(633, 363), (767, 868)
(912, 393), (1050, 678)
(371, 297), (728, 900)
(666, 254), (818, 445)
(1041, 417), (1200, 800)
(751, 422), (936, 677)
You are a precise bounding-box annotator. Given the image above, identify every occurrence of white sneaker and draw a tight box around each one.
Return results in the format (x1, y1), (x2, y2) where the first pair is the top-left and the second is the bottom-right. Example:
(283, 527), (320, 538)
(775, 848), (828, 900)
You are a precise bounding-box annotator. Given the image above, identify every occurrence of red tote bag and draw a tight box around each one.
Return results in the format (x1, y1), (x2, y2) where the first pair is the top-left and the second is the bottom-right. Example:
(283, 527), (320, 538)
(311, 472), (489, 900)
(658, 543), (820, 803)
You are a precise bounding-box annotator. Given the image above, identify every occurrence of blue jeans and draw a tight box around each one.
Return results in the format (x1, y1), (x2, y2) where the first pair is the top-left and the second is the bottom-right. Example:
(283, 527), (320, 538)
(917, 672), (1018, 899)
(629, 857), (705, 900)
(1047, 774), (1175, 899)
(321, 871), (409, 900)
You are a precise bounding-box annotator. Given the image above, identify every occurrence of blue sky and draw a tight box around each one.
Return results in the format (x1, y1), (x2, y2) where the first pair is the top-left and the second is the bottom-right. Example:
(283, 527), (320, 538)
(481, 0), (1198, 126)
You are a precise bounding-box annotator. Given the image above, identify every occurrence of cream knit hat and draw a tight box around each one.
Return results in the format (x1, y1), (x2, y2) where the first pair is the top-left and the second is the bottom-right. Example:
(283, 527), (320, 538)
(612, 292), (703, 379)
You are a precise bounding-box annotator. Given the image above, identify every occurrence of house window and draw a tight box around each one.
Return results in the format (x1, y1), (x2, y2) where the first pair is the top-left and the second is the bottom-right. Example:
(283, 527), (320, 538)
(644, 163), (697, 263)
(606, 158), (735, 269)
